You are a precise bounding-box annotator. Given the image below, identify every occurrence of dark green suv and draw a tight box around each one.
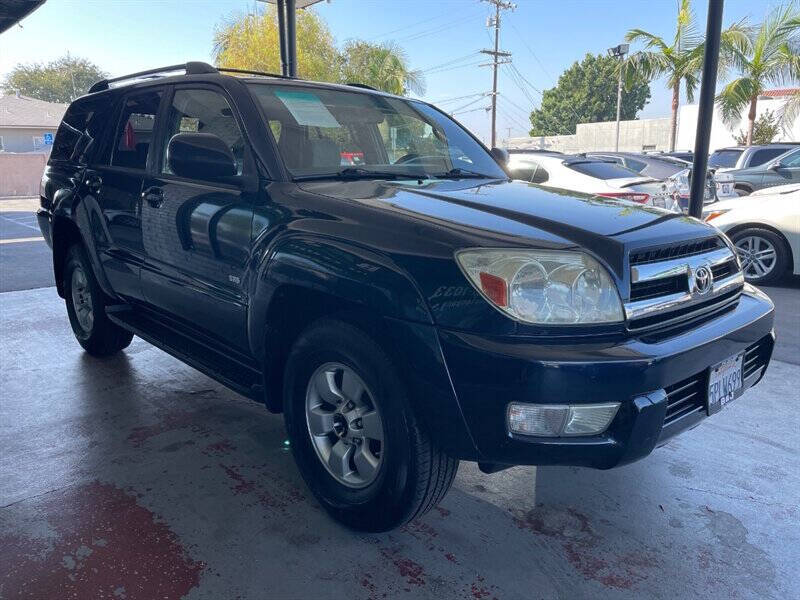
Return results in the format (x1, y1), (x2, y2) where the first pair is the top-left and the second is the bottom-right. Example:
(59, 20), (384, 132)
(727, 147), (800, 195)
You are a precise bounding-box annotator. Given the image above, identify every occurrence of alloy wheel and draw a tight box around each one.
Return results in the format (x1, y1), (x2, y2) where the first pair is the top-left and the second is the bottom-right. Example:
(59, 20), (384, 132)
(735, 236), (777, 280)
(70, 267), (94, 332)
(305, 362), (384, 488)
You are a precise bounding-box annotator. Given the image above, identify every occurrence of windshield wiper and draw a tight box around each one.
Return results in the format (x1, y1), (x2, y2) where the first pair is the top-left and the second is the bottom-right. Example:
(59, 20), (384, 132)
(432, 167), (498, 179)
(295, 167), (421, 181)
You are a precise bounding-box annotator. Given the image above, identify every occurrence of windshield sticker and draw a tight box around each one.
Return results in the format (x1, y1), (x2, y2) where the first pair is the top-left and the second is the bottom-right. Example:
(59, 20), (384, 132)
(274, 90), (340, 128)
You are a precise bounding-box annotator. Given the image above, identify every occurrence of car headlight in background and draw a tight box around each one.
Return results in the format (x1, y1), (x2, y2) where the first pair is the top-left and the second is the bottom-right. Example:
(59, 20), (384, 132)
(456, 249), (624, 324)
(703, 208), (731, 222)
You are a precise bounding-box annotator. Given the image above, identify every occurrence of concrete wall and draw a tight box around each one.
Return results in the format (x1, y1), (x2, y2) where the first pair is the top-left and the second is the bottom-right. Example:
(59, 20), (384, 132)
(0, 153), (47, 197)
(507, 117), (671, 153)
(0, 127), (56, 153)
(507, 96), (799, 153)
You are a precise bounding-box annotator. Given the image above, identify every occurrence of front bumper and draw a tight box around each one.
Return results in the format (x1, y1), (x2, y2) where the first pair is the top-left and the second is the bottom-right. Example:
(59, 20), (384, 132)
(438, 286), (775, 469)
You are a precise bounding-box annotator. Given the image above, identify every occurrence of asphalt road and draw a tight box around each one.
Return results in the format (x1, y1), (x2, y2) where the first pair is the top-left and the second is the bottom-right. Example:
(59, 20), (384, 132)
(2, 196), (796, 361)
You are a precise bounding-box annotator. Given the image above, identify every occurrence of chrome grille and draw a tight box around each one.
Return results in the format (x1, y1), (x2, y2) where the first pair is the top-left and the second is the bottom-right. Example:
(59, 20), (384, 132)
(626, 238), (744, 331)
(629, 237), (722, 265)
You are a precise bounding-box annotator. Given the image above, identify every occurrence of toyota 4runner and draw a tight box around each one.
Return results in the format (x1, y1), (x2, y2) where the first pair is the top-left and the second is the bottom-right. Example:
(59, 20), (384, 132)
(38, 62), (775, 532)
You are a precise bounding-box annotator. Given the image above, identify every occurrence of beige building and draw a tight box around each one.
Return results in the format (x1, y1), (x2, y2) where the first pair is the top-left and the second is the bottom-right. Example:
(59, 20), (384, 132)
(0, 93), (67, 154)
(507, 88), (799, 153)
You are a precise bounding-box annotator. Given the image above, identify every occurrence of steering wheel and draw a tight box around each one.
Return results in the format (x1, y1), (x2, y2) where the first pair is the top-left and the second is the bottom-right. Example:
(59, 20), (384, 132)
(394, 153), (420, 164)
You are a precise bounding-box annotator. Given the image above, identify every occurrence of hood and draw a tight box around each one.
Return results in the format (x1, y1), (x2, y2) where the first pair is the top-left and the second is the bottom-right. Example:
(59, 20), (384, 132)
(297, 178), (714, 263)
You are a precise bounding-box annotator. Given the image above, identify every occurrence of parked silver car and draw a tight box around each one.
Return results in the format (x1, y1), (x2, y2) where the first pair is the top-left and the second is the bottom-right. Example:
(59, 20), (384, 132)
(709, 143), (799, 171)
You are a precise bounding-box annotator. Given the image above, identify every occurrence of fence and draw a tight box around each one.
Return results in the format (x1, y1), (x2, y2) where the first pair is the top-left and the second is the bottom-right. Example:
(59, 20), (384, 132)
(0, 153), (47, 197)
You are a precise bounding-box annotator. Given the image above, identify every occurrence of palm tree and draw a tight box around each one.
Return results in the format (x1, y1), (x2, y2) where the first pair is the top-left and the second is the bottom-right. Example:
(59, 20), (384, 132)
(340, 41), (425, 96)
(620, 0), (705, 152)
(717, 2), (800, 145)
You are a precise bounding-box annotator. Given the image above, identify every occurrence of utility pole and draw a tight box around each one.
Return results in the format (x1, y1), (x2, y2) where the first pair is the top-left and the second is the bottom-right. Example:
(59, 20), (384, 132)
(480, 0), (515, 148)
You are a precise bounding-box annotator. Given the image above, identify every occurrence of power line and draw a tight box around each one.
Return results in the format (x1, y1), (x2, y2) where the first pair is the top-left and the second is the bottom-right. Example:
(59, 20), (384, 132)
(450, 95), (490, 114)
(432, 91), (490, 104)
(420, 52), (481, 73)
(509, 22), (556, 85)
(367, 10), (460, 40)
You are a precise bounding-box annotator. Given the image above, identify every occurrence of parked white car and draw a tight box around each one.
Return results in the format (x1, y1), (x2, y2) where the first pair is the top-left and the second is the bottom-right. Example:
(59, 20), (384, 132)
(506, 153), (680, 211)
(704, 185), (800, 285)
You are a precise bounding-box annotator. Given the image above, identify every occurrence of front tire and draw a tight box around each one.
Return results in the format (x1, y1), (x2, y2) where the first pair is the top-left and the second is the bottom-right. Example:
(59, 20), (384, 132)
(283, 318), (458, 532)
(64, 244), (133, 356)
(730, 228), (788, 286)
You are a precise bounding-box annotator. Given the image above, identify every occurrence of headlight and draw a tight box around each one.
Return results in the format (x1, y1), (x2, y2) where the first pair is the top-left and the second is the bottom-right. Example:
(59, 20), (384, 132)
(456, 249), (623, 324)
(704, 208), (731, 222)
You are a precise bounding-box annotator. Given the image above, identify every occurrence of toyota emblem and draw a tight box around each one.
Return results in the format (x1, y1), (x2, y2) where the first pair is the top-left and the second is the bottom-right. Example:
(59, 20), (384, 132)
(693, 265), (714, 296)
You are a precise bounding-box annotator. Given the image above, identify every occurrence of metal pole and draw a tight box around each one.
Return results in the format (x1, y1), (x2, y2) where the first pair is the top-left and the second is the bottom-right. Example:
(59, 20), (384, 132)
(286, 0), (297, 77)
(276, 0), (288, 77)
(490, 2), (500, 148)
(689, 0), (724, 218)
(615, 66), (623, 151)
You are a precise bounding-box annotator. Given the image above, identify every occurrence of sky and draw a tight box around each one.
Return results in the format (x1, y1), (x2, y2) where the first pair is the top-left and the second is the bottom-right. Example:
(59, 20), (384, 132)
(0, 0), (780, 144)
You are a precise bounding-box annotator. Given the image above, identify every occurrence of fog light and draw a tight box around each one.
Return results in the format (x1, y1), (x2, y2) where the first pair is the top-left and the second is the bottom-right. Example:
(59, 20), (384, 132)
(507, 402), (620, 437)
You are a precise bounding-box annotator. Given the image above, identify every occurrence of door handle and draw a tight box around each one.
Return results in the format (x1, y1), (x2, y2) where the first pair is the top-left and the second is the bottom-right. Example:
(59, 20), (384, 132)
(142, 186), (164, 208)
(85, 174), (102, 194)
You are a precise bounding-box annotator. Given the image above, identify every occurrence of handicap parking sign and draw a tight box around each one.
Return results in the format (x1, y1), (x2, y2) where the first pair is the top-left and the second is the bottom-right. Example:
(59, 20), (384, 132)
(43, 133), (53, 145)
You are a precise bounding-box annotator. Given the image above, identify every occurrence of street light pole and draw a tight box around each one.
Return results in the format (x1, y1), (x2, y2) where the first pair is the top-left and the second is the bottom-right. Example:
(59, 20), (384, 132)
(607, 43), (629, 152)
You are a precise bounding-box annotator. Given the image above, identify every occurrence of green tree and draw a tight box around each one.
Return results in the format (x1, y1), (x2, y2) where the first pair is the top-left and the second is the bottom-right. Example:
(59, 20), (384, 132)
(528, 53), (651, 136)
(620, 0), (749, 151)
(733, 109), (781, 145)
(214, 7), (342, 82)
(340, 40), (425, 96)
(214, 8), (424, 96)
(2, 55), (107, 103)
(717, 2), (800, 145)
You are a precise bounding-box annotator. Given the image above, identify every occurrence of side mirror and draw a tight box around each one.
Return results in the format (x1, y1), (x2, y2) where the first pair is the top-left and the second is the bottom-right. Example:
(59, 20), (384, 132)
(770, 161), (783, 170)
(167, 133), (237, 181)
(490, 147), (509, 165)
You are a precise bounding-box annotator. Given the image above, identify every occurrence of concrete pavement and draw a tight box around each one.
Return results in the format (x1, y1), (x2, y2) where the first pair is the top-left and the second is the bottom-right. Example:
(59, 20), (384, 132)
(1, 286), (799, 599)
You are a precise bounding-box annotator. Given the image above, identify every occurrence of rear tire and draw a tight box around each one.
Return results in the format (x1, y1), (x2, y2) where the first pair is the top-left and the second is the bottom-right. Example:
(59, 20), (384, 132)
(283, 318), (458, 532)
(64, 244), (133, 356)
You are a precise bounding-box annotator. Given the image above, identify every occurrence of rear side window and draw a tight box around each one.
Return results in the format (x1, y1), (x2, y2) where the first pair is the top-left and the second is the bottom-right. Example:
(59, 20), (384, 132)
(112, 91), (162, 170)
(749, 147), (789, 167)
(780, 148), (800, 167)
(50, 96), (112, 164)
(160, 88), (245, 175)
(624, 158), (647, 172)
(708, 149), (742, 168)
(511, 160), (548, 184)
(567, 160), (639, 180)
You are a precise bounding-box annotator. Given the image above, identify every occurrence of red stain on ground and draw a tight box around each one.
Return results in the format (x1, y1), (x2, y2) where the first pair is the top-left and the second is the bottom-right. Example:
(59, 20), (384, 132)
(380, 548), (426, 586)
(444, 552), (458, 564)
(470, 575), (497, 599)
(400, 520), (438, 544)
(127, 408), (211, 447)
(218, 463), (306, 511)
(202, 439), (236, 457)
(434, 506), (451, 518)
(512, 506), (659, 590)
(0, 480), (204, 599)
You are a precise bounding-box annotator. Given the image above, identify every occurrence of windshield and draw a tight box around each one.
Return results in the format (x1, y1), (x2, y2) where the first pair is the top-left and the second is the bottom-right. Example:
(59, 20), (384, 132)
(247, 83), (507, 180)
(708, 149), (743, 168)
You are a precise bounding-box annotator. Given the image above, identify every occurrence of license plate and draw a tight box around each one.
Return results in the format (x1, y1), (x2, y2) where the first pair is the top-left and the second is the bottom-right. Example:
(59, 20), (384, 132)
(707, 352), (744, 414)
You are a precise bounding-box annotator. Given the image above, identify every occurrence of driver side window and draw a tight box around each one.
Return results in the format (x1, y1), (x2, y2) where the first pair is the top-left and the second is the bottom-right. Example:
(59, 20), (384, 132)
(161, 88), (245, 176)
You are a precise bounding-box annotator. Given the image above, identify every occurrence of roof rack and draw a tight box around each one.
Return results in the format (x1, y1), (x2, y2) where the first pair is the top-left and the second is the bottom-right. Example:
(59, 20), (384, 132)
(88, 61), (219, 93)
(216, 66), (291, 79)
(346, 82), (378, 91)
